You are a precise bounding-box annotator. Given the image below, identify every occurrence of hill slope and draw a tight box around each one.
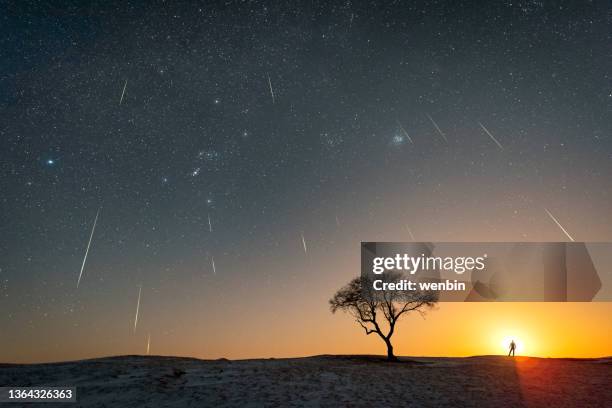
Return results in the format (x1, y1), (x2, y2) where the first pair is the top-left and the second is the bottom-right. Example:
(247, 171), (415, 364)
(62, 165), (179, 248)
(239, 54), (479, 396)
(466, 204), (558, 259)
(1, 355), (610, 407)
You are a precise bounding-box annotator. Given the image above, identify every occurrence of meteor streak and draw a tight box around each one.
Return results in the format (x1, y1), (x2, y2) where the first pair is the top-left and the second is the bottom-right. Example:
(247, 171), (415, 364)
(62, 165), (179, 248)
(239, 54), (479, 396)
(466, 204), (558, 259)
(134, 286), (141, 333)
(146, 333), (150, 355)
(426, 113), (448, 143)
(119, 80), (127, 105)
(208, 214), (213, 232)
(301, 232), (308, 254)
(478, 122), (504, 150)
(396, 120), (414, 144)
(211, 256), (216, 275)
(267, 74), (275, 104)
(544, 208), (575, 242)
(406, 225), (415, 241)
(77, 208), (100, 288)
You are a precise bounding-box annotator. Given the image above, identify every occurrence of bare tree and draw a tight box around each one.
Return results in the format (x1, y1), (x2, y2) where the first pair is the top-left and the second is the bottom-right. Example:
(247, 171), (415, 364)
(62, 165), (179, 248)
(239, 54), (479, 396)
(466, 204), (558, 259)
(329, 271), (437, 361)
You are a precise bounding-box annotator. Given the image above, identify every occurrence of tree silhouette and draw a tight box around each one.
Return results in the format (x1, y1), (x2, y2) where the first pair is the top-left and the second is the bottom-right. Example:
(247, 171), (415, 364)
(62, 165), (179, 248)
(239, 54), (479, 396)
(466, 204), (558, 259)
(330, 271), (437, 361)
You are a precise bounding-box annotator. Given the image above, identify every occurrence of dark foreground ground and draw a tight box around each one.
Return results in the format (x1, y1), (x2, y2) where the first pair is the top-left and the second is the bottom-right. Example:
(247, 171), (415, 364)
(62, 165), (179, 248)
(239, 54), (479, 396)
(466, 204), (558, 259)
(0, 355), (610, 407)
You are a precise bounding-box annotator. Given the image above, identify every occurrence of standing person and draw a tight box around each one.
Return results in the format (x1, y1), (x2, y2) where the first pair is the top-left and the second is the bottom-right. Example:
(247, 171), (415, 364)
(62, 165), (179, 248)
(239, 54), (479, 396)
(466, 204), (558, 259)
(508, 340), (516, 357)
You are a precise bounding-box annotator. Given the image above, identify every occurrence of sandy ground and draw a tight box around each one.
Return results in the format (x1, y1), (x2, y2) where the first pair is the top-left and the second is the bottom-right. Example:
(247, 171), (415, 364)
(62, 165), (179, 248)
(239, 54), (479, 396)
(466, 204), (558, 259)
(0, 355), (610, 407)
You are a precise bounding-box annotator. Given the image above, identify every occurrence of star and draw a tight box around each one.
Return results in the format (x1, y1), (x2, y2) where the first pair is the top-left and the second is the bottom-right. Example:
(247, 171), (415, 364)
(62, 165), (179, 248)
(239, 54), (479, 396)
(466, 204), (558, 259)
(198, 150), (219, 161)
(391, 134), (406, 146)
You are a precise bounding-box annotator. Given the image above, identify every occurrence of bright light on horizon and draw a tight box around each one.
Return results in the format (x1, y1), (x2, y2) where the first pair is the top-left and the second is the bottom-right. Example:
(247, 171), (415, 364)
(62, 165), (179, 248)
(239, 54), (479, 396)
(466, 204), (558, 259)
(494, 326), (535, 356)
(501, 336), (524, 355)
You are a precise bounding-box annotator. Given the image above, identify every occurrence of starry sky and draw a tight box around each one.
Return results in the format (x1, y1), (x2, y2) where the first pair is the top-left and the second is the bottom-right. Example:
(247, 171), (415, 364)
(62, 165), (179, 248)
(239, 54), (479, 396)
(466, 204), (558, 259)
(1, 1), (611, 363)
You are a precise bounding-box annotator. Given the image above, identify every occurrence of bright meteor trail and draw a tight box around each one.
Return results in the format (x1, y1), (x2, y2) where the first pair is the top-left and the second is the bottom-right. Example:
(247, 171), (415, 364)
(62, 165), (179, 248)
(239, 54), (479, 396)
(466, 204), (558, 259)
(478, 122), (504, 150)
(133, 285), (142, 333)
(544, 208), (575, 242)
(301, 232), (308, 254)
(396, 120), (414, 144)
(119, 80), (127, 105)
(76, 208), (100, 288)
(267, 74), (275, 104)
(426, 113), (448, 143)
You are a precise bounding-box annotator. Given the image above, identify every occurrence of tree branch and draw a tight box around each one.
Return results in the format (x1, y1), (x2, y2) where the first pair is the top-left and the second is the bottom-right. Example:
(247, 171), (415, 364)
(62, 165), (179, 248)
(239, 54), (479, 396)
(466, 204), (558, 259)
(357, 320), (376, 335)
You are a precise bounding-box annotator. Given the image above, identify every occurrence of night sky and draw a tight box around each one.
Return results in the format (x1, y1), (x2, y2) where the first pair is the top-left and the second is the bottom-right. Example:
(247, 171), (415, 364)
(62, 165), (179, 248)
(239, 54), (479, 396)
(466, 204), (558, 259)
(1, 1), (611, 362)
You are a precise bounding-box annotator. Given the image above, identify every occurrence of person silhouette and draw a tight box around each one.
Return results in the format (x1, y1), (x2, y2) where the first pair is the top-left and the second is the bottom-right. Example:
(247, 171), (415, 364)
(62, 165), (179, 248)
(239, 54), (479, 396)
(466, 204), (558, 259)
(508, 340), (516, 357)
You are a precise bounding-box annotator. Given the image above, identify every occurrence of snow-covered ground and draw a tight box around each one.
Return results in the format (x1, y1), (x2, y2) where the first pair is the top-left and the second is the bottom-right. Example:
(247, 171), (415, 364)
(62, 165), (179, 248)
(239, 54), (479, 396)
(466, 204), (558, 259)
(0, 355), (610, 407)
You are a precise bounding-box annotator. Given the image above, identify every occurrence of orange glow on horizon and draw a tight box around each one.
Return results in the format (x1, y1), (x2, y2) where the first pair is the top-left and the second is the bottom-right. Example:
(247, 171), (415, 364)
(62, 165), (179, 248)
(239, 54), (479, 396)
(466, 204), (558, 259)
(2, 264), (611, 364)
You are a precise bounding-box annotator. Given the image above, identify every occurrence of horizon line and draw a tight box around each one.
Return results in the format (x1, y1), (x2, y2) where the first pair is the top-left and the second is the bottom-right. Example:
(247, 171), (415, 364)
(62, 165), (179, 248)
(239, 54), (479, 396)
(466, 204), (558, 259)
(3, 353), (610, 366)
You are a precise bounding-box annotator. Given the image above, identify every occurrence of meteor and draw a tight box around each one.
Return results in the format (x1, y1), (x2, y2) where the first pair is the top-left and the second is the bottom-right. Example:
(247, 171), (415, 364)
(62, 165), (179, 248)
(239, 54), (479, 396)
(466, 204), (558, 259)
(405, 225), (415, 241)
(77, 208), (100, 288)
(396, 120), (414, 144)
(134, 286), (141, 333)
(119, 80), (127, 105)
(426, 113), (448, 143)
(208, 214), (213, 232)
(301, 232), (308, 254)
(267, 74), (275, 104)
(544, 208), (575, 242)
(146, 333), (151, 355)
(211, 256), (216, 275)
(478, 122), (504, 150)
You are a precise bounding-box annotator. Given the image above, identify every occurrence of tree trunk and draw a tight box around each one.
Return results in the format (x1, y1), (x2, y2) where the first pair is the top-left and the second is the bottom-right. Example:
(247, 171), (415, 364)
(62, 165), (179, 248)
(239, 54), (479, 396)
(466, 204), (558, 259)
(385, 339), (398, 361)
